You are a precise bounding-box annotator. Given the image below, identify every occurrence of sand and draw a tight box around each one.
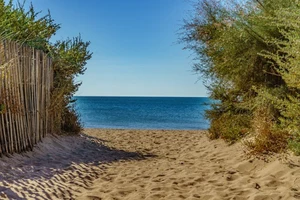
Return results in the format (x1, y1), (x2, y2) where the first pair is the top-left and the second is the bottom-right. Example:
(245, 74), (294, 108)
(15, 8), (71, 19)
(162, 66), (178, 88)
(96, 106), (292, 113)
(0, 129), (300, 200)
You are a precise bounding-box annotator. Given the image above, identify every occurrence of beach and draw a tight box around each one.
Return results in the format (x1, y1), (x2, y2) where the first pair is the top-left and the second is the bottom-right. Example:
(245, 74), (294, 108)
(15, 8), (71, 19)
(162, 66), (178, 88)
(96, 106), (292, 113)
(0, 129), (299, 199)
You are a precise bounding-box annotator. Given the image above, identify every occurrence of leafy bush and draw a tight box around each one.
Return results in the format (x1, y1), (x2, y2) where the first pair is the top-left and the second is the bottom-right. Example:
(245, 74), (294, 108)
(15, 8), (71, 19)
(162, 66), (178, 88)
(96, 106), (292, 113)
(0, 0), (92, 134)
(61, 104), (83, 134)
(289, 139), (300, 156)
(181, 0), (300, 154)
(208, 112), (251, 143)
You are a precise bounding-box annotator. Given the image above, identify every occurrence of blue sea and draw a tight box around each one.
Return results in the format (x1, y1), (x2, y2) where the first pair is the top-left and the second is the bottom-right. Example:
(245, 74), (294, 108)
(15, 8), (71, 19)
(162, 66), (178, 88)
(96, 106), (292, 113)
(75, 96), (211, 130)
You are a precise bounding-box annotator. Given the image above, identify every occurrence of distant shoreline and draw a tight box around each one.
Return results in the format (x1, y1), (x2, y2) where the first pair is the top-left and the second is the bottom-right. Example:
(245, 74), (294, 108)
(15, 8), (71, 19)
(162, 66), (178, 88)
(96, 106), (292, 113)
(74, 95), (209, 98)
(82, 127), (208, 131)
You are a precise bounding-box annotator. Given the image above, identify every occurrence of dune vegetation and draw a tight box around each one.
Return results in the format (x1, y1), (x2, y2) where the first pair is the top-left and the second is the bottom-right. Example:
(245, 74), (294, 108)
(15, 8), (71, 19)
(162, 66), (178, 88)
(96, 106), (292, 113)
(0, 0), (92, 134)
(182, 0), (300, 154)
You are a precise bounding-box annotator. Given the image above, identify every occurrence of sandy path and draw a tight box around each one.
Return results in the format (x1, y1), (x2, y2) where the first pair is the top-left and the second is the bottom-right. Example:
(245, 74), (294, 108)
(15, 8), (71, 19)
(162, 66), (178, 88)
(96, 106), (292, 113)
(80, 129), (300, 200)
(0, 129), (300, 199)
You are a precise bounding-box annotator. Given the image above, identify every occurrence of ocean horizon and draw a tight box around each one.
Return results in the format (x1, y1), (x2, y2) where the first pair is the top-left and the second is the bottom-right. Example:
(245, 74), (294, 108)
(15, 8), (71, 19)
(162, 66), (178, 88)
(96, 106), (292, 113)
(75, 96), (211, 130)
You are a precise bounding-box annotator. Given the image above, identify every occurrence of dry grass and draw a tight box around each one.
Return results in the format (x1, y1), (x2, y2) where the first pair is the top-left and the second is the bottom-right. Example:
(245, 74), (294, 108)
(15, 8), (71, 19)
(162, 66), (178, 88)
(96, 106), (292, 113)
(244, 107), (289, 154)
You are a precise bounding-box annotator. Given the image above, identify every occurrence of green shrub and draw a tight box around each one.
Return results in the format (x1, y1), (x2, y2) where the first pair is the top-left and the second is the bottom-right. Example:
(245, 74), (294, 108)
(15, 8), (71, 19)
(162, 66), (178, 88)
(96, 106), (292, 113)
(208, 110), (251, 143)
(61, 104), (83, 134)
(0, 1), (92, 134)
(181, 0), (300, 154)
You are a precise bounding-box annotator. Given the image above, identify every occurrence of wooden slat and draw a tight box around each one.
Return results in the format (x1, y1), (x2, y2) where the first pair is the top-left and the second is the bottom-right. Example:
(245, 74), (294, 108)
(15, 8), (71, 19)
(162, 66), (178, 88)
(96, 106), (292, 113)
(0, 40), (53, 155)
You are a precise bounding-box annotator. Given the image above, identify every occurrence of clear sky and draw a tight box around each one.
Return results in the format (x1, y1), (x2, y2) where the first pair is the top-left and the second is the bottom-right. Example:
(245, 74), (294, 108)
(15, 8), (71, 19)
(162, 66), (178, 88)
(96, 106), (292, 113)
(14, 0), (208, 97)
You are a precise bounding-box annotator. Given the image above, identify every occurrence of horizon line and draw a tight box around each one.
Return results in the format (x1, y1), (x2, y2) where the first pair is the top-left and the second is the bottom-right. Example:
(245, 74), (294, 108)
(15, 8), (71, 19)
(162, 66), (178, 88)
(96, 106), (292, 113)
(74, 95), (208, 98)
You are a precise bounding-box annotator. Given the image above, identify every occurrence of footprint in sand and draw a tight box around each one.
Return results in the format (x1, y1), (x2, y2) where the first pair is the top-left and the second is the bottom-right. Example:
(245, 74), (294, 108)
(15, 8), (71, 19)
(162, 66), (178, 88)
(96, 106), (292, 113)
(194, 177), (205, 182)
(151, 187), (162, 191)
(86, 196), (102, 200)
(146, 193), (166, 199)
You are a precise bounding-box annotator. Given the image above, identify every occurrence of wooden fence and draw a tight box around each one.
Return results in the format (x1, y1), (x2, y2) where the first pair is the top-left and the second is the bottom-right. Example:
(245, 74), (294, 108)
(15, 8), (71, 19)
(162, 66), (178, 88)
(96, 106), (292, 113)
(0, 40), (53, 155)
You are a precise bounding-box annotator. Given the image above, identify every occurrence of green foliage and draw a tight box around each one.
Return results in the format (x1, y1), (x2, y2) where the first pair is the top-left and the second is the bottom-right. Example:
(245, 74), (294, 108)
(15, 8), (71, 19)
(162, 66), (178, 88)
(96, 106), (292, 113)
(0, 0), (59, 49)
(181, 0), (300, 154)
(61, 104), (83, 134)
(258, 3), (300, 135)
(0, 0), (92, 134)
(0, 104), (4, 113)
(208, 111), (251, 143)
(50, 36), (92, 133)
(288, 139), (300, 156)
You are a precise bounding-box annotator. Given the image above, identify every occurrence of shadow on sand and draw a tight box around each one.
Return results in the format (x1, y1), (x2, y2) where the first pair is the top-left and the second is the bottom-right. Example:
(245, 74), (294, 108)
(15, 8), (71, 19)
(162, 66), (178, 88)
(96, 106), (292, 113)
(0, 133), (156, 199)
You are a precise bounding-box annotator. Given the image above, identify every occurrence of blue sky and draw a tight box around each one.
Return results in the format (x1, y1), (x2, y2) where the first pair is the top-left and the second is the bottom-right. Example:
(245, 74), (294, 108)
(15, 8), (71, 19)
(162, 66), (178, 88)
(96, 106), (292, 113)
(15, 0), (208, 97)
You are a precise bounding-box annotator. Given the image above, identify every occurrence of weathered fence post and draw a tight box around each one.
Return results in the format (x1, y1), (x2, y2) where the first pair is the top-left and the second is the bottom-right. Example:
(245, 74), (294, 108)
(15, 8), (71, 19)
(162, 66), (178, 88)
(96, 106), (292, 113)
(0, 40), (53, 155)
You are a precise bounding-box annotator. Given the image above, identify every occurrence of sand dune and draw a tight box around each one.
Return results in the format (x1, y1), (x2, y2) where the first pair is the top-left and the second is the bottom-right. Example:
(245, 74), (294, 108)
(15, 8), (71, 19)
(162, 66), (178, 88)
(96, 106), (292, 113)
(0, 129), (300, 199)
